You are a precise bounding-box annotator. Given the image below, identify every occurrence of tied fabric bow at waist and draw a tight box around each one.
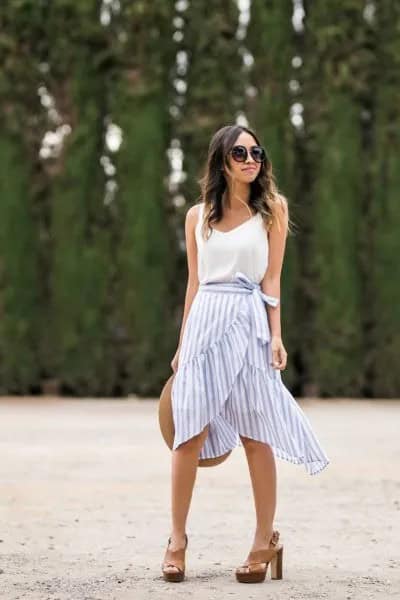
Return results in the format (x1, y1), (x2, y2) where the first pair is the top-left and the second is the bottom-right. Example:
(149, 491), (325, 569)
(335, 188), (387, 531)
(198, 271), (279, 344)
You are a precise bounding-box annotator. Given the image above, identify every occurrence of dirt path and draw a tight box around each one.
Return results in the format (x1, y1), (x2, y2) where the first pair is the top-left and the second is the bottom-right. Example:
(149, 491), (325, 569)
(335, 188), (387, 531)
(0, 396), (399, 599)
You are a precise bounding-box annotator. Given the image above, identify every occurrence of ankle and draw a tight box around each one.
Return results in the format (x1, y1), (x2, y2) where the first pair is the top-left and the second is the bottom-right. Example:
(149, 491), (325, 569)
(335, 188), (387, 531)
(253, 529), (273, 545)
(169, 530), (187, 543)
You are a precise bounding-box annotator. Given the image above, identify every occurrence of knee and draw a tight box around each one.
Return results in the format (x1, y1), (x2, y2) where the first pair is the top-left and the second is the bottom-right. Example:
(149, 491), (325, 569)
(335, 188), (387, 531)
(240, 434), (269, 453)
(179, 425), (209, 452)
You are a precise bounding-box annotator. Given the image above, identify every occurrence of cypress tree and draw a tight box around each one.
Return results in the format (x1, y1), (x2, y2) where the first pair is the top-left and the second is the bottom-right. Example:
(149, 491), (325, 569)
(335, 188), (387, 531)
(178, 3), (244, 203)
(367, 4), (400, 396)
(302, 1), (370, 396)
(0, 2), (45, 393)
(0, 137), (41, 392)
(109, 2), (176, 395)
(246, 0), (299, 389)
(46, 4), (117, 394)
(171, 2), (245, 353)
(309, 93), (364, 395)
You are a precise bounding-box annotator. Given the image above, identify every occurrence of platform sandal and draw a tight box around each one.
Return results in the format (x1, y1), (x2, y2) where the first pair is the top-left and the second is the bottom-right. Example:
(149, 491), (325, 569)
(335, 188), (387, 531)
(235, 529), (283, 583)
(161, 533), (188, 582)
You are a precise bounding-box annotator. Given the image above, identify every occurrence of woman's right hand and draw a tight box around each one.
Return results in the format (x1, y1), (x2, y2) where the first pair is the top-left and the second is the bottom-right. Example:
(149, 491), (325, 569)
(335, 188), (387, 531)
(171, 346), (181, 373)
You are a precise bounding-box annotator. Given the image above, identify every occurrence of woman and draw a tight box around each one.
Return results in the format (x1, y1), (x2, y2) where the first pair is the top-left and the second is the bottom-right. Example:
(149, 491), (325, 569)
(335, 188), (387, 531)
(161, 124), (330, 583)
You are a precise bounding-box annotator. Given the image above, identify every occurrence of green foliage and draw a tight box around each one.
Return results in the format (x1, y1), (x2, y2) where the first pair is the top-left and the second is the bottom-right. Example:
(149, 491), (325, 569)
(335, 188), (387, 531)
(111, 87), (176, 395)
(309, 94), (364, 395)
(171, 1), (245, 321)
(246, 0), (299, 388)
(0, 0), (399, 397)
(48, 62), (117, 395)
(0, 136), (41, 392)
(367, 3), (400, 396)
(177, 1), (244, 200)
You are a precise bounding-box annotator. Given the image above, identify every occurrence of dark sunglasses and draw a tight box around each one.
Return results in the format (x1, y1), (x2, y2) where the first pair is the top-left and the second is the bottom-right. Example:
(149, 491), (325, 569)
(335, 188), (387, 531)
(229, 144), (266, 163)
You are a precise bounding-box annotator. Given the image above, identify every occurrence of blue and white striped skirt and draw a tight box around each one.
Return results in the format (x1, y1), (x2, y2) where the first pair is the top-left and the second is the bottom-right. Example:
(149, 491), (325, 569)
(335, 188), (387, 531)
(171, 271), (330, 476)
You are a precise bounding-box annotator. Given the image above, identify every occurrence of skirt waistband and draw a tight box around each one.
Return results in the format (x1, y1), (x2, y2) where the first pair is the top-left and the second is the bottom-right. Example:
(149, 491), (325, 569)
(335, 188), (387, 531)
(198, 271), (279, 345)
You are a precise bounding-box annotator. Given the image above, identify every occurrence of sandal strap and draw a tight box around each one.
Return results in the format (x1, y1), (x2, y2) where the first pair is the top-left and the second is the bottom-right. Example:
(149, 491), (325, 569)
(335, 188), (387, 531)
(162, 534), (188, 573)
(163, 552), (185, 570)
(162, 561), (184, 573)
(247, 547), (276, 564)
(239, 530), (282, 570)
(270, 530), (280, 547)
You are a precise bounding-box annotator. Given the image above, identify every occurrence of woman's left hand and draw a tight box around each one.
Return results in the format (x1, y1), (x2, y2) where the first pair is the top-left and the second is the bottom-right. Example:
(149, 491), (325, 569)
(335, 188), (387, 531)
(270, 335), (288, 370)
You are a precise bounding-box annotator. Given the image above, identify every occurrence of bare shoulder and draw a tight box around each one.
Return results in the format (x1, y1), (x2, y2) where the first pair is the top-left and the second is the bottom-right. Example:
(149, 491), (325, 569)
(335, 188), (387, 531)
(185, 203), (202, 227)
(276, 193), (288, 216)
(274, 194), (289, 229)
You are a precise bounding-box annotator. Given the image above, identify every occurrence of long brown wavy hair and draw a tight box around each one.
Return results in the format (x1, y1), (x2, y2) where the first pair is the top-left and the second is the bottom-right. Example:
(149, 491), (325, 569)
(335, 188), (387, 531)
(196, 124), (292, 240)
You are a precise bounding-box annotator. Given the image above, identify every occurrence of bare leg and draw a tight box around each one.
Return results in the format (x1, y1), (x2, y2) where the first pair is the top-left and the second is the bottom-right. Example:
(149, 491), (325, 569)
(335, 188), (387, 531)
(164, 425), (210, 574)
(238, 435), (277, 568)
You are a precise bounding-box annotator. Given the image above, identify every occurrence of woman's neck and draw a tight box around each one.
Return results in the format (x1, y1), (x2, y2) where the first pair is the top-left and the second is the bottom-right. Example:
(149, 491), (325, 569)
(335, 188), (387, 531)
(223, 182), (251, 211)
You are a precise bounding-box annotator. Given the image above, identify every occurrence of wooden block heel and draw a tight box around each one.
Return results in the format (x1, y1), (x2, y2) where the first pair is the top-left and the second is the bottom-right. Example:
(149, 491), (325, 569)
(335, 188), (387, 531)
(235, 530), (283, 584)
(270, 545), (283, 579)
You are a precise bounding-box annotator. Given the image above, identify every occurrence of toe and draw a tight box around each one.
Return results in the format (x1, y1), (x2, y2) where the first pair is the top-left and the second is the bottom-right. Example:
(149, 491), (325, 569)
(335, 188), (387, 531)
(163, 564), (179, 573)
(236, 565), (249, 573)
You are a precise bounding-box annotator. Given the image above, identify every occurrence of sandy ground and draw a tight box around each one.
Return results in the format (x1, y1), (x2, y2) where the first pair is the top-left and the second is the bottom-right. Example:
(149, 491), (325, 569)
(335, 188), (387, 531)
(0, 396), (399, 600)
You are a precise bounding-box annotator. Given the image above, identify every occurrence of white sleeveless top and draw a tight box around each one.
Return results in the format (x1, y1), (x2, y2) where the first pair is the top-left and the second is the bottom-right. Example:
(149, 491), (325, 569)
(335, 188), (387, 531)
(195, 203), (269, 284)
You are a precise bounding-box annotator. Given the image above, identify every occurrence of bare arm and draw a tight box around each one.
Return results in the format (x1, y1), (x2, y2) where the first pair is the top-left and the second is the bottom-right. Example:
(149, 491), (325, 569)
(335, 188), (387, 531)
(176, 204), (200, 350)
(260, 197), (289, 339)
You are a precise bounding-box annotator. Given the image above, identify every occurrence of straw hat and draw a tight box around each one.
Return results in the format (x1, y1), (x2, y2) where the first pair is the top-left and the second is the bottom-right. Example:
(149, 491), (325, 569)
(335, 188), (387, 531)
(158, 373), (232, 467)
